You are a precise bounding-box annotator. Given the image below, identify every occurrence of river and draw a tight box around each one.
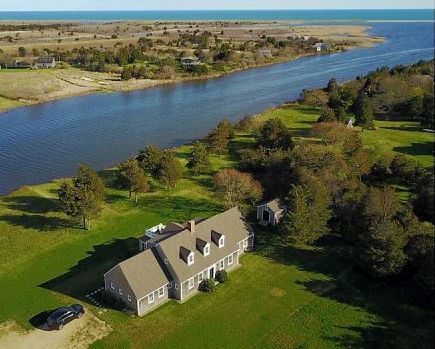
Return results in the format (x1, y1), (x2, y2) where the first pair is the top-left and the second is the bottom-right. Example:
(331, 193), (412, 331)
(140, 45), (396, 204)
(0, 22), (434, 194)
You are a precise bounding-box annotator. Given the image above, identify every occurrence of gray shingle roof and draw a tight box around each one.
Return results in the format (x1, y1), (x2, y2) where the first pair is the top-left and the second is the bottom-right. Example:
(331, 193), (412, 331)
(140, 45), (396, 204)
(157, 207), (253, 282)
(114, 249), (170, 299)
(260, 199), (286, 214)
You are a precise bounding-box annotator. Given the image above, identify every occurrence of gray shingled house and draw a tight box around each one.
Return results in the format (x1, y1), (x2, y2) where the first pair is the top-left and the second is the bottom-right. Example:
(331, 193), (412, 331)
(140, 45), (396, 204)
(257, 198), (287, 226)
(34, 56), (56, 69)
(104, 207), (254, 316)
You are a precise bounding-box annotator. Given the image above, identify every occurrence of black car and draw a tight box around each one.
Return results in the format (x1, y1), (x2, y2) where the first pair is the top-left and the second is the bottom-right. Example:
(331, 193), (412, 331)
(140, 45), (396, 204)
(47, 304), (84, 330)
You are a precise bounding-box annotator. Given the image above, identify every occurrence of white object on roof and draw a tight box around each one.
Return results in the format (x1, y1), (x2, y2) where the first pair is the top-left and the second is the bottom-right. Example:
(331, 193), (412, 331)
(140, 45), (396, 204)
(145, 223), (166, 238)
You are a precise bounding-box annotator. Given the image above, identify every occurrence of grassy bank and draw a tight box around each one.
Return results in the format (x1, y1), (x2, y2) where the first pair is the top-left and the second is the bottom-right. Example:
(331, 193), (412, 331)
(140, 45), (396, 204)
(0, 106), (433, 348)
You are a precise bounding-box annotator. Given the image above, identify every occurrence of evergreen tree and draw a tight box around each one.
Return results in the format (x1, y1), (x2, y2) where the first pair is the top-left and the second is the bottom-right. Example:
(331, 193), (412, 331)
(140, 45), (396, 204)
(208, 119), (234, 154)
(353, 91), (375, 130)
(157, 151), (183, 188)
(326, 78), (338, 93)
(187, 141), (211, 175)
(58, 165), (105, 230)
(281, 173), (331, 244)
(317, 107), (336, 123)
(117, 159), (149, 201)
(256, 118), (294, 150)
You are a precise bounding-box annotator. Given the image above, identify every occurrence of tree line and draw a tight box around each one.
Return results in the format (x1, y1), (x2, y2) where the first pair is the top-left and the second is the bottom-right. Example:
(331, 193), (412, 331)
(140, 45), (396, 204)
(304, 60), (434, 129)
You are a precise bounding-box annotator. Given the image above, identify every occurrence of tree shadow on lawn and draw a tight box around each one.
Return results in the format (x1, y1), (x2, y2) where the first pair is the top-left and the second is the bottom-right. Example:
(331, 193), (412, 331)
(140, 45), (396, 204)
(2, 195), (61, 214)
(0, 214), (70, 231)
(258, 239), (434, 349)
(39, 237), (138, 308)
(144, 195), (224, 222)
(393, 141), (435, 158)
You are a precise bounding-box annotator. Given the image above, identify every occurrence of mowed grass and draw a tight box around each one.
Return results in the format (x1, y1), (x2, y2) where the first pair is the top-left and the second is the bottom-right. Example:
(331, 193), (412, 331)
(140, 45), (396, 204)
(257, 105), (435, 166)
(0, 95), (25, 112)
(0, 106), (433, 348)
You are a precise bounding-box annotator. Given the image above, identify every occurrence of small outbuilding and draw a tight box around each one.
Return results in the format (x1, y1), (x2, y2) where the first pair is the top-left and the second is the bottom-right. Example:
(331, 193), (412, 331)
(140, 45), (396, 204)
(180, 57), (200, 68)
(257, 199), (287, 226)
(313, 42), (330, 52)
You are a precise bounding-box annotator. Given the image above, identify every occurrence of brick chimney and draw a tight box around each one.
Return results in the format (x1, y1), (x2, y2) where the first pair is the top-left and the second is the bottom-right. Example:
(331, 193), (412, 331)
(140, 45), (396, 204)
(187, 220), (195, 234)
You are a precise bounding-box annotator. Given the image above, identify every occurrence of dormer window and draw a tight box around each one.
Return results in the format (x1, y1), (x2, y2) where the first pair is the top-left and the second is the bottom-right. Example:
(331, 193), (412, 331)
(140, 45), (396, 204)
(204, 244), (210, 256)
(219, 235), (225, 248)
(196, 238), (210, 256)
(188, 252), (195, 266)
(211, 230), (225, 248)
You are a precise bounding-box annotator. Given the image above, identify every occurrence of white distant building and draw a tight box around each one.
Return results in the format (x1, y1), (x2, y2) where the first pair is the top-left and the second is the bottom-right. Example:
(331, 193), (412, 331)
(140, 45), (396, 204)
(313, 43), (330, 52)
(258, 48), (272, 57)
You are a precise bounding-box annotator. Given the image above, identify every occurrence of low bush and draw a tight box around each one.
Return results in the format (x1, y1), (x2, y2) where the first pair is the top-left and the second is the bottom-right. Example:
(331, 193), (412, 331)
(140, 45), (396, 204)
(215, 270), (229, 283)
(101, 290), (131, 312)
(198, 279), (216, 293)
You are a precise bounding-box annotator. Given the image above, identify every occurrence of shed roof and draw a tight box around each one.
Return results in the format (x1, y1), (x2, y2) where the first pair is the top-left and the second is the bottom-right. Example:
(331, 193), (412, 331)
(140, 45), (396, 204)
(259, 198), (286, 213)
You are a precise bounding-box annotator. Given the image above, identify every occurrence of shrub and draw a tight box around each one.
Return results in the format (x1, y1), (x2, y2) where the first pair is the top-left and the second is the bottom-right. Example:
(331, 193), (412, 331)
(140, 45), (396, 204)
(198, 279), (216, 293)
(215, 270), (228, 283)
(101, 290), (130, 312)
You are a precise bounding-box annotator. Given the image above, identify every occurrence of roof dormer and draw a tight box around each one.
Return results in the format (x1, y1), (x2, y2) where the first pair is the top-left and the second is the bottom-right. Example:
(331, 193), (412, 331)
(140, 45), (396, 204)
(196, 238), (210, 256)
(211, 230), (225, 249)
(180, 247), (195, 266)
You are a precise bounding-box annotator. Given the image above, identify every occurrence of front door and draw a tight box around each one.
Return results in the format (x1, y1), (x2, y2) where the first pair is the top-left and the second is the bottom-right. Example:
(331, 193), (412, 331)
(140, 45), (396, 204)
(262, 209), (270, 223)
(209, 267), (215, 279)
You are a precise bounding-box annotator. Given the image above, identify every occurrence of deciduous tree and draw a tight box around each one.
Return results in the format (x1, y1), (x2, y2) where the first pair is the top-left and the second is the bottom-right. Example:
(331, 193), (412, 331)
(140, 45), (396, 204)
(213, 169), (262, 208)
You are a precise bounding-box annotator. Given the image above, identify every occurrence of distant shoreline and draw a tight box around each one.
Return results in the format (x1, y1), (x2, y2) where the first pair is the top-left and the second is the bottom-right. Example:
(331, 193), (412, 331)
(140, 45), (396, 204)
(0, 9), (433, 21)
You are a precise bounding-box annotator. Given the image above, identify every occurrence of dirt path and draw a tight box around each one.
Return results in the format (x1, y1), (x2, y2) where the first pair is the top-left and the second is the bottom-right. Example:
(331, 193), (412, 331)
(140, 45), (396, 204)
(0, 311), (111, 349)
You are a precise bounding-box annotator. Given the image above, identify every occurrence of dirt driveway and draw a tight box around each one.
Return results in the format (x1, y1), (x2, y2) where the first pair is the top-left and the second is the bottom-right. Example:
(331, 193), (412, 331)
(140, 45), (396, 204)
(0, 310), (111, 349)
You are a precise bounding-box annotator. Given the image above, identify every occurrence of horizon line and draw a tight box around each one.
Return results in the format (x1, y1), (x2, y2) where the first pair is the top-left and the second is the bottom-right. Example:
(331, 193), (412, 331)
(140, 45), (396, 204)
(1, 8), (434, 12)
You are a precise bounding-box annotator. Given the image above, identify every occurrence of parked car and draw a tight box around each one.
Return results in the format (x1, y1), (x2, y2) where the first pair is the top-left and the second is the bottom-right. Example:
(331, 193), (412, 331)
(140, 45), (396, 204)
(47, 304), (84, 330)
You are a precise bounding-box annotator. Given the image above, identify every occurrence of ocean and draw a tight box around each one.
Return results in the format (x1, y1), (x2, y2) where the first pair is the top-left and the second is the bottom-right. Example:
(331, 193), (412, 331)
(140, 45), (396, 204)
(0, 9), (434, 21)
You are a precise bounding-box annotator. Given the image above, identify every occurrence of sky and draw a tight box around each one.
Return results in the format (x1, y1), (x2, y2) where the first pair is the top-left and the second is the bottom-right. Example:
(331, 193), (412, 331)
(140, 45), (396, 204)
(2, 0), (434, 11)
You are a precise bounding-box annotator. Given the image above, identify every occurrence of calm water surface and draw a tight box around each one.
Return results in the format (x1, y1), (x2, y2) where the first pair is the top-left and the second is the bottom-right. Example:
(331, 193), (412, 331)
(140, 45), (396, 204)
(0, 22), (434, 194)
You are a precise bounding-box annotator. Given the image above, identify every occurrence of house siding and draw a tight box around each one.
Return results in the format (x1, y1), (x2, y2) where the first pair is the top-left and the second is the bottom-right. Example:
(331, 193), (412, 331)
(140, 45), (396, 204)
(137, 284), (170, 316)
(179, 250), (240, 302)
(104, 270), (138, 314)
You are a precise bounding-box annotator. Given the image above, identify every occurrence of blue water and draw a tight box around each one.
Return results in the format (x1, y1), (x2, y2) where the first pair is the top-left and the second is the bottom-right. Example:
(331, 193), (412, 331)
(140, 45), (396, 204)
(0, 22), (434, 194)
(0, 10), (434, 21)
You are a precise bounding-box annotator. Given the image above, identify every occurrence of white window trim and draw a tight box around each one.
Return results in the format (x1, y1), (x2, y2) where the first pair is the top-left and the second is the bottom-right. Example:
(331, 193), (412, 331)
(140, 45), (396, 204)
(158, 287), (164, 298)
(198, 272), (204, 282)
(243, 238), (248, 248)
(168, 281), (173, 289)
(228, 254), (234, 265)
(110, 282), (115, 290)
(148, 292), (155, 304)
(127, 294), (132, 302)
(219, 236), (225, 249)
(164, 258), (169, 265)
(204, 244), (210, 256)
(175, 283), (179, 290)
(219, 259), (224, 270)
(119, 288), (123, 295)
(187, 252), (195, 266)
(188, 277), (195, 290)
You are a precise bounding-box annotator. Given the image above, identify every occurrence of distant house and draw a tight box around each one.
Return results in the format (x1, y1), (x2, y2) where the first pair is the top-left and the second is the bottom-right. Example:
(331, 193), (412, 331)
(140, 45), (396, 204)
(258, 48), (272, 58)
(257, 199), (287, 226)
(313, 42), (330, 52)
(180, 57), (200, 68)
(34, 56), (56, 69)
(104, 207), (254, 316)
(11, 60), (32, 69)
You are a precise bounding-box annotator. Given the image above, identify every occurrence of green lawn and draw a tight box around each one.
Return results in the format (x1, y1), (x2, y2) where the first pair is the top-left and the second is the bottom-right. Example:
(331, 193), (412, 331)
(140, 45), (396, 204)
(256, 105), (434, 167)
(0, 95), (25, 112)
(0, 105), (433, 348)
